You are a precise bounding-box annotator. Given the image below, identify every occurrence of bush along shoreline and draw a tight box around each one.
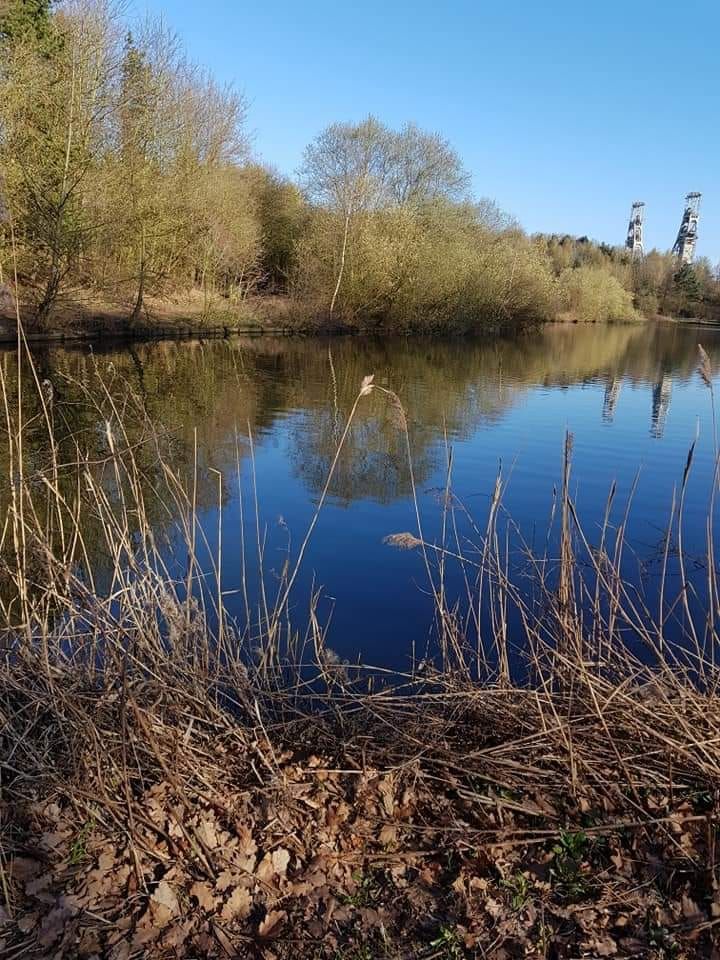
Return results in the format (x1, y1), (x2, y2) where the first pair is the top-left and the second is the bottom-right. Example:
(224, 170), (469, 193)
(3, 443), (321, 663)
(2, 353), (720, 957)
(1, 1), (719, 338)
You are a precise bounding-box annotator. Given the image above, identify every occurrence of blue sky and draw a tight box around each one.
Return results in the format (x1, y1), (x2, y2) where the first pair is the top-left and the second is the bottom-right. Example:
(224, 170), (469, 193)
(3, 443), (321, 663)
(140, 0), (719, 262)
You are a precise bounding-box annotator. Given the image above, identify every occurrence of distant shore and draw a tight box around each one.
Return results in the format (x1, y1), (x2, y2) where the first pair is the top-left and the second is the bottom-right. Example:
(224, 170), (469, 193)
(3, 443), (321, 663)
(1, 290), (699, 348)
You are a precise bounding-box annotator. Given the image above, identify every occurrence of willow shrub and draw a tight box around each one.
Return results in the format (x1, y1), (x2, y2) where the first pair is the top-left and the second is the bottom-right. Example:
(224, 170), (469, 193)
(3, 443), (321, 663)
(292, 203), (558, 331)
(559, 265), (639, 323)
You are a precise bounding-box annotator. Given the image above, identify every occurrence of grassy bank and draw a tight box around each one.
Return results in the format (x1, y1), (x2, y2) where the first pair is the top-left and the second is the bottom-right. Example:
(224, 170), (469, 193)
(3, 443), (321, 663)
(0, 292), (308, 343)
(2, 348), (720, 957)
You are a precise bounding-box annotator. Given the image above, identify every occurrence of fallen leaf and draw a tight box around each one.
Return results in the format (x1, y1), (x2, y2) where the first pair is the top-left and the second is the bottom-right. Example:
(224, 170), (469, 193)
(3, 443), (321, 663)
(271, 847), (290, 877)
(37, 907), (71, 948)
(589, 936), (618, 957)
(26, 874), (52, 896)
(379, 823), (398, 846)
(378, 776), (395, 816)
(9, 858), (41, 882)
(17, 913), (39, 934)
(196, 817), (218, 849)
(682, 894), (703, 920)
(236, 824), (258, 859)
(221, 886), (252, 922)
(217, 869), (237, 892)
(258, 909), (286, 939)
(190, 881), (219, 912)
(150, 880), (179, 927)
(108, 942), (131, 960)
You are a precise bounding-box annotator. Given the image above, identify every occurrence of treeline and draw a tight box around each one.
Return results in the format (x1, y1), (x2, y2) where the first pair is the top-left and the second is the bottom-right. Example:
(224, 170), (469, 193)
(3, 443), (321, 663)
(541, 235), (720, 326)
(1, 0), (719, 333)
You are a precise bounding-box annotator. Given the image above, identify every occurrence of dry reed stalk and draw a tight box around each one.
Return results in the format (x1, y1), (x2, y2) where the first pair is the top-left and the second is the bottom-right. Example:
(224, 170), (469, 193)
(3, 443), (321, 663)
(2, 332), (720, 952)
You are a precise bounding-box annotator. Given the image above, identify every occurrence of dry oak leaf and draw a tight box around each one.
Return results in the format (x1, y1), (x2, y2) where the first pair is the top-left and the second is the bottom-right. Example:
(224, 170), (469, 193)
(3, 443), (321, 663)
(222, 887), (252, 922)
(216, 869), (237, 893)
(256, 854), (275, 883)
(588, 936), (618, 957)
(682, 894), (703, 920)
(149, 880), (179, 928)
(37, 906), (71, 948)
(109, 939), (131, 960)
(271, 847), (291, 877)
(17, 913), (39, 934)
(10, 858), (42, 883)
(236, 824), (258, 857)
(190, 881), (219, 913)
(379, 823), (398, 847)
(162, 919), (196, 949)
(257, 848), (290, 884)
(196, 816), (219, 849)
(378, 776), (396, 816)
(25, 874), (52, 896)
(152, 880), (179, 914)
(258, 909), (286, 939)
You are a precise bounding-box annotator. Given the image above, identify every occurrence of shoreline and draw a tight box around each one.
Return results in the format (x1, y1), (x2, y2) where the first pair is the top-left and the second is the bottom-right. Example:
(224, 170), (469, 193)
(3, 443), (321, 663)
(0, 305), (707, 350)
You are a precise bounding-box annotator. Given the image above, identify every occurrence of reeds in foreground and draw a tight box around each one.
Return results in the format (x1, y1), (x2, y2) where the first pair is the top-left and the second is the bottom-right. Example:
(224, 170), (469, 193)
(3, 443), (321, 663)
(2, 337), (720, 958)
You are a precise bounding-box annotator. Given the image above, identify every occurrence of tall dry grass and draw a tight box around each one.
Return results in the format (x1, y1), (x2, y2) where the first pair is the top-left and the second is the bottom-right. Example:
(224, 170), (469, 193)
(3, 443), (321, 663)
(2, 323), (720, 847)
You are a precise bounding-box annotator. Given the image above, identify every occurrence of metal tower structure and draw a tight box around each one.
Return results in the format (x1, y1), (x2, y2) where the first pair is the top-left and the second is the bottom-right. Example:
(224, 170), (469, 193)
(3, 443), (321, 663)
(672, 192), (701, 264)
(625, 201), (645, 258)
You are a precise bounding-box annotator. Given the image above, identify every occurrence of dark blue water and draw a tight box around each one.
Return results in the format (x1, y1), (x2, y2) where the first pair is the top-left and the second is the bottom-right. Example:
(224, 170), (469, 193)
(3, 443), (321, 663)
(12, 321), (720, 670)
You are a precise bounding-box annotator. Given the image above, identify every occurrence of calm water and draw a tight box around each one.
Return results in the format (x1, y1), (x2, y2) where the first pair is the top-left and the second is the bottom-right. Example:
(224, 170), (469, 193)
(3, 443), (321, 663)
(8, 321), (720, 669)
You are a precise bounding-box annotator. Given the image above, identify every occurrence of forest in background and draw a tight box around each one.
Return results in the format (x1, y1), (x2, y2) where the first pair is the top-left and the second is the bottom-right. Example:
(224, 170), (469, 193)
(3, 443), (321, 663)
(1, 0), (719, 334)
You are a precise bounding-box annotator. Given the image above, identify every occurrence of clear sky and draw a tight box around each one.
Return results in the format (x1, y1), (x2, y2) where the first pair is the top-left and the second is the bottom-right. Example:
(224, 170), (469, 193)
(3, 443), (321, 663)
(139, 0), (719, 262)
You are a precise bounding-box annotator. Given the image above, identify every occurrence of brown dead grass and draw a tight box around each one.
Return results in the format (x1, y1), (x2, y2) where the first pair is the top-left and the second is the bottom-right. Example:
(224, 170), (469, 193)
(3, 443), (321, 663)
(3, 648), (720, 958)
(1, 343), (720, 957)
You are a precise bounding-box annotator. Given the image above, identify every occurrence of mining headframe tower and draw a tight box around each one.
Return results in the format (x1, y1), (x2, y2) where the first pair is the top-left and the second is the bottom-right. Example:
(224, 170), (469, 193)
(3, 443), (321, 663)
(672, 192), (702, 264)
(625, 201), (645, 258)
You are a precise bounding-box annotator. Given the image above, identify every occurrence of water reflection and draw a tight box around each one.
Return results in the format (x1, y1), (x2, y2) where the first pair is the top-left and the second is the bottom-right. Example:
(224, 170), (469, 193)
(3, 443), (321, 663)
(2, 321), (717, 523)
(650, 374), (674, 439)
(602, 377), (622, 423)
(2, 321), (719, 665)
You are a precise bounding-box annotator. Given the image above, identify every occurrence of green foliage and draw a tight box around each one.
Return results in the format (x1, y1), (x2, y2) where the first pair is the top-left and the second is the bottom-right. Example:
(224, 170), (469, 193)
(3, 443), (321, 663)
(340, 870), (383, 907)
(647, 919), (679, 958)
(0, 0), (57, 53)
(673, 263), (702, 301)
(550, 829), (591, 900)
(500, 871), (532, 910)
(429, 925), (465, 959)
(560, 265), (638, 323)
(293, 199), (557, 331)
(69, 818), (95, 865)
(334, 950), (373, 960)
(1, 0), (718, 331)
(0, 0), (109, 321)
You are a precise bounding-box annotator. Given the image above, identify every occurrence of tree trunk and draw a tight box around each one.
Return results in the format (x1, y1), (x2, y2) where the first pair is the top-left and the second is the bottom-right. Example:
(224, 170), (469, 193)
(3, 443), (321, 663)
(130, 225), (146, 327)
(36, 265), (62, 328)
(329, 207), (351, 319)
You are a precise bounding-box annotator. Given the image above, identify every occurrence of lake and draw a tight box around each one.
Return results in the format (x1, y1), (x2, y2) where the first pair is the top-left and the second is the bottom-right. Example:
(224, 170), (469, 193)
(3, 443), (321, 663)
(5, 321), (720, 672)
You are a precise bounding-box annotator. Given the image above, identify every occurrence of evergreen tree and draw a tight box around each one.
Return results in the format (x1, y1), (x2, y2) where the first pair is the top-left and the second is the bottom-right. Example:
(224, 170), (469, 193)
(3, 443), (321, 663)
(673, 263), (702, 302)
(0, 0), (57, 54)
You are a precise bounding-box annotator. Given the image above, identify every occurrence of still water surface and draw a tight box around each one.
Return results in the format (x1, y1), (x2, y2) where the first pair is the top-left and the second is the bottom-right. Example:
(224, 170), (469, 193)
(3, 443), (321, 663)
(13, 321), (720, 669)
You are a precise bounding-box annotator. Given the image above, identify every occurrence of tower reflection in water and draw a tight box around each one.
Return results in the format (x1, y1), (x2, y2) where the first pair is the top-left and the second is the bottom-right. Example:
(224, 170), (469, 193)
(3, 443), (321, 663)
(601, 373), (673, 439)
